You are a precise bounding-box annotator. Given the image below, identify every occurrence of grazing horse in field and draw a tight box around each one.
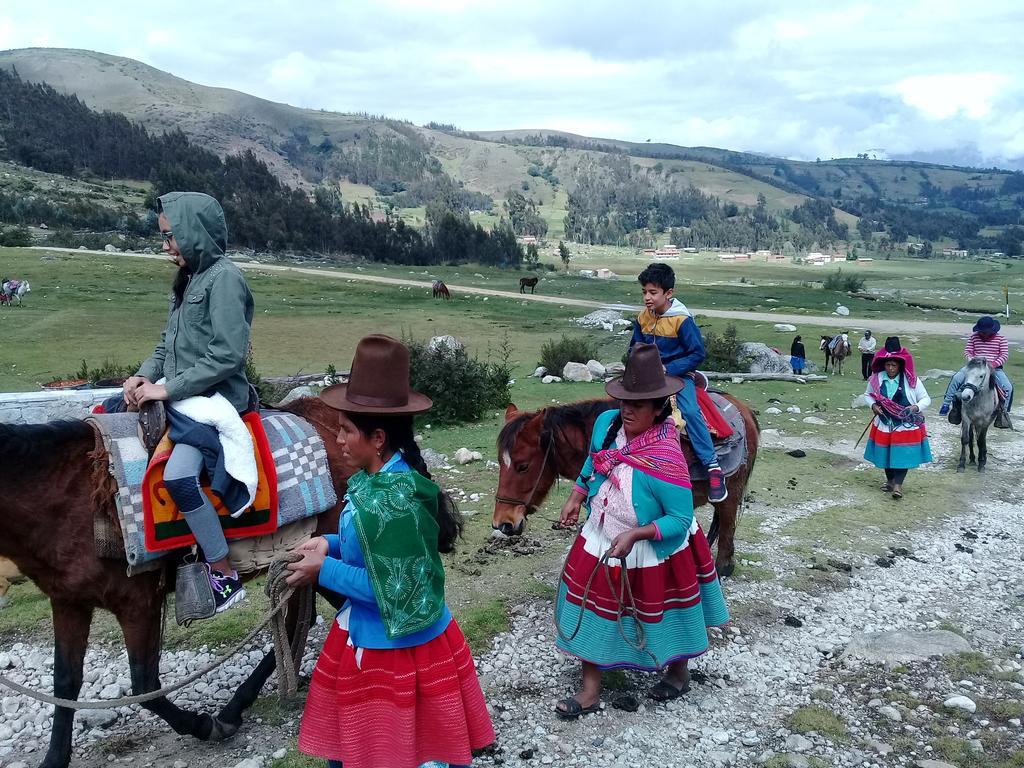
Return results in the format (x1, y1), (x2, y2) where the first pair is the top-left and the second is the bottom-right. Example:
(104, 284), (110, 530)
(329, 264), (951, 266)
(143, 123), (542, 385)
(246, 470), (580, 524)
(493, 397), (759, 577)
(0, 398), (350, 768)
(820, 333), (851, 375)
(956, 358), (1001, 472)
(1, 279), (30, 306)
(432, 280), (451, 300)
(519, 276), (539, 294)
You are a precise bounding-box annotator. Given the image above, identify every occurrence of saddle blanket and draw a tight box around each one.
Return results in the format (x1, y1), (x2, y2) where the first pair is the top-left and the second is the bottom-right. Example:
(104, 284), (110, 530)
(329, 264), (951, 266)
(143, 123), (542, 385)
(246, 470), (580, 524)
(681, 392), (748, 483)
(143, 412), (277, 553)
(88, 410), (337, 567)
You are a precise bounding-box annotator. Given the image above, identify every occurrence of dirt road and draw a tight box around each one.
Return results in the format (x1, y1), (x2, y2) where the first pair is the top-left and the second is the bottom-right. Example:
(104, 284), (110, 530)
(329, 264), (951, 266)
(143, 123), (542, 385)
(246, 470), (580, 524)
(32, 247), (1024, 341)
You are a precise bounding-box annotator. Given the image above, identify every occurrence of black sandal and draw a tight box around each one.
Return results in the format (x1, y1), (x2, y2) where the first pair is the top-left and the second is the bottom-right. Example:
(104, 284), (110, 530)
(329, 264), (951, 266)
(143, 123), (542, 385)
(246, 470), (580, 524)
(649, 678), (690, 701)
(555, 697), (601, 720)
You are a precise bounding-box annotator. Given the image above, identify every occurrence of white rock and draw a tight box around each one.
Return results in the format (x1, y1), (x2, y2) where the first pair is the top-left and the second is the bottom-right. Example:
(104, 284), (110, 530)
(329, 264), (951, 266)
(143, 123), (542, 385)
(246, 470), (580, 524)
(428, 335), (464, 354)
(0, 653), (10, 669)
(765, 407), (782, 415)
(229, 759), (264, 768)
(78, 709), (118, 729)
(802, 416), (827, 425)
(774, 324), (798, 332)
(712, 730), (731, 744)
(586, 360), (606, 378)
(562, 362), (594, 382)
(279, 385), (315, 405)
(272, 749), (287, 760)
(453, 448), (482, 465)
(99, 683), (122, 700)
(785, 734), (813, 753)
(851, 394), (871, 408)
(843, 630), (971, 663)
(103, 243), (119, 253)
(835, 305), (850, 316)
(532, 366), (548, 378)
(879, 705), (902, 722)
(541, 375), (562, 384)
(786, 406), (802, 414)
(738, 342), (792, 375)
(943, 695), (977, 713)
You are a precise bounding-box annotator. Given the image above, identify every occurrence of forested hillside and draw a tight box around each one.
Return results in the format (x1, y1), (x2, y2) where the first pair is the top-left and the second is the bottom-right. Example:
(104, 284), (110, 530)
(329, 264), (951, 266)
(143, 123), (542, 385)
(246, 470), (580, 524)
(0, 69), (522, 265)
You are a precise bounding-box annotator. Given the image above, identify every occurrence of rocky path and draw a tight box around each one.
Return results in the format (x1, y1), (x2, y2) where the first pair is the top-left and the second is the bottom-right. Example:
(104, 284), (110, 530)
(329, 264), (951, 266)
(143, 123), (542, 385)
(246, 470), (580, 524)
(29, 247), (1024, 342)
(1, 423), (1022, 768)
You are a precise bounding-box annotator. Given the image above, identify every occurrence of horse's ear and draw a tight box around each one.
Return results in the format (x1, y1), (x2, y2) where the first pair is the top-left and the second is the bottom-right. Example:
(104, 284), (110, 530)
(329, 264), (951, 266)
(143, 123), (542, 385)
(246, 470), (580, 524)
(504, 404), (518, 421)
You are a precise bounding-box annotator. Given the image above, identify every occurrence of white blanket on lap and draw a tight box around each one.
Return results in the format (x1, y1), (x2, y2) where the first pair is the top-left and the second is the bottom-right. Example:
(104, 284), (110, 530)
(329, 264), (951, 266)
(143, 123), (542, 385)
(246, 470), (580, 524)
(163, 386), (258, 517)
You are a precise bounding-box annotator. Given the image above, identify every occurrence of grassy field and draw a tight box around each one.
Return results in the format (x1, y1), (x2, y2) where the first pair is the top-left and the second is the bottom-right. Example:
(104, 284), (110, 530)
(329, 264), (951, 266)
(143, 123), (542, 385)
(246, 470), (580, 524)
(0, 245), (1019, 655)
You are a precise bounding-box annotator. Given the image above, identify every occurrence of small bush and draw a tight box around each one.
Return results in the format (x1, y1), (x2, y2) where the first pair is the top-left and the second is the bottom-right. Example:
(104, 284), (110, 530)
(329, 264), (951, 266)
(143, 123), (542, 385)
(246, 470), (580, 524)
(245, 349), (290, 404)
(0, 225), (32, 247)
(702, 323), (740, 372)
(823, 268), (865, 293)
(539, 334), (598, 376)
(787, 706), (848, 740)
(406, 334), (512, 425)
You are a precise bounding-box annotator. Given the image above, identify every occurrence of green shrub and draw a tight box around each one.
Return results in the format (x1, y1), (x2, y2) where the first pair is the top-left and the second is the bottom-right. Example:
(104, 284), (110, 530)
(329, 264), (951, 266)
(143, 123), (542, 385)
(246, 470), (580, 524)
(69, 358), (142, 386)
(539, 334), (598, 376)
(823, 268), (865, 292)
(406, 334), (512, 425)
(0, 225), (32, 247)
(702, 323), (740, 372)
(245, 349), (291, 404)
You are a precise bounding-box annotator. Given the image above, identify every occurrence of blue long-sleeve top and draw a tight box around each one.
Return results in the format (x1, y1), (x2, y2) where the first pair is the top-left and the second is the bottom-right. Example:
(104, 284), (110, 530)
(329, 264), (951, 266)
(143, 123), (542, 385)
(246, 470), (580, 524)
(319, 452), (452, 649)
(629, 297), (706, 376)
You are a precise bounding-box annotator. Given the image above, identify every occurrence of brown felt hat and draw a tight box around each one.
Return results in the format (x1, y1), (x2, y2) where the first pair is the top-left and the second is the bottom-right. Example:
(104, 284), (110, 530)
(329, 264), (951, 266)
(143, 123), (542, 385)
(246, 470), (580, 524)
(319, 334), (432, 415)
(605, 343), (685, 401)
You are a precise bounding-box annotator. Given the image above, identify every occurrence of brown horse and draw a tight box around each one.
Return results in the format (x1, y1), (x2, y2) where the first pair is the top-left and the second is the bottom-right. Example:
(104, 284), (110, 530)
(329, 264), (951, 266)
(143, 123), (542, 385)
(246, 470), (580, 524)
(820, 333), (851, 375)
(492, 396), (759, 577)
(0, 397), (348, 768)
(431, 280), (451, 300)
(519, 276), (538, 294)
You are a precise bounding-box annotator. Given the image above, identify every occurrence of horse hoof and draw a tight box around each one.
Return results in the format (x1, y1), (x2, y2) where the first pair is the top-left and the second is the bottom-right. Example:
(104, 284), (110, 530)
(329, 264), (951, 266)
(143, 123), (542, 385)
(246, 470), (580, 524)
(956, 466), (965, 473)
(978, 465), (986, 473)
(717, 561), (736, 578)
(209, 717), (240, 742)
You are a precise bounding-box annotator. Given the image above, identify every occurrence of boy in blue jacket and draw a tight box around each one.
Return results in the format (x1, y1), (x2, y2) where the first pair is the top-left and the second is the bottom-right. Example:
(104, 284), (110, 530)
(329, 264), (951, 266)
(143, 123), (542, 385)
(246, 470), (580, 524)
(629, 263), (727, 502)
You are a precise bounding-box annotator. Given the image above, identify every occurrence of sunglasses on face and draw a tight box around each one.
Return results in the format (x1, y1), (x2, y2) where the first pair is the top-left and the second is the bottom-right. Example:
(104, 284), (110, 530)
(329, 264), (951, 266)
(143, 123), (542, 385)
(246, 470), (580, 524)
(160, 230), (174, 243)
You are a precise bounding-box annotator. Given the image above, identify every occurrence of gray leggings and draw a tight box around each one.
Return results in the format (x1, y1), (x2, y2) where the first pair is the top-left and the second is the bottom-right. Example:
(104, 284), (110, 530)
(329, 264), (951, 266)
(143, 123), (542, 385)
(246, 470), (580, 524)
(164, 443), (229, 563)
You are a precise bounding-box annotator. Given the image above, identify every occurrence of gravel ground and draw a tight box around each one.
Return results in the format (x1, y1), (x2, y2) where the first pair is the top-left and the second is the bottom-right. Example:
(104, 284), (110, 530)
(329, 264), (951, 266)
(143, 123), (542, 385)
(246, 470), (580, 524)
(1, 420), (1022, 768)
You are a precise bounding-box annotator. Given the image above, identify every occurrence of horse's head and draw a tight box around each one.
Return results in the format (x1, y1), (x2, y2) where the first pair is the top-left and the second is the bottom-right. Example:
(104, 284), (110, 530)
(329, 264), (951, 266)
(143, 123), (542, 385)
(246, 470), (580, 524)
(960, 358), (995, 403)
(819, 336), (830, 350)
(493, 404), (560, 536)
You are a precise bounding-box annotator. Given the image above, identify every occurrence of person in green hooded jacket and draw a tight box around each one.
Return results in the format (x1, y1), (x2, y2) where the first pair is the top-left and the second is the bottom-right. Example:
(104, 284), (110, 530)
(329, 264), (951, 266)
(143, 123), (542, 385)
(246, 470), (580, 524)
(123, 192), (255, 612)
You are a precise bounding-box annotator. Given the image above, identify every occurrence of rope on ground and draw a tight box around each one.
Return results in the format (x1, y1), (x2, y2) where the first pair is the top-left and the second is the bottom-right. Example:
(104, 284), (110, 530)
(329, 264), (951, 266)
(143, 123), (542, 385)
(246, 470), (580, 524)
(0, 555), (313, 710)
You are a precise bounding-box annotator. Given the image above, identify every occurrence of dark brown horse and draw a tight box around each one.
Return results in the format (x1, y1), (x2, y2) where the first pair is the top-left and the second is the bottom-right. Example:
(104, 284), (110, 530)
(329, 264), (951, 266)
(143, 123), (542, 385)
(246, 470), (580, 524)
(492, 396), (759, 577)
(0, 397), (348, 768)
(519, 276), (538, 294)
(431, 280), (451, 300)
(820, 333), (851, 375)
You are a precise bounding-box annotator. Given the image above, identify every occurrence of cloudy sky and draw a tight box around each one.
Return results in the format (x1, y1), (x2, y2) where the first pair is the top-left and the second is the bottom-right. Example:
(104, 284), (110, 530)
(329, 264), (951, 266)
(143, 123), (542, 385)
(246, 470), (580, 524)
(2, 1), (1022, 166)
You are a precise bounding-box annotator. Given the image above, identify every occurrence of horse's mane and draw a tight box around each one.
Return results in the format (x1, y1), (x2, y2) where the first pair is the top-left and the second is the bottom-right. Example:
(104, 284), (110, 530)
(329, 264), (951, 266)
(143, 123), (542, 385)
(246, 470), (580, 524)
(0, 421), (95, 474)
(498, 399), (616, 456)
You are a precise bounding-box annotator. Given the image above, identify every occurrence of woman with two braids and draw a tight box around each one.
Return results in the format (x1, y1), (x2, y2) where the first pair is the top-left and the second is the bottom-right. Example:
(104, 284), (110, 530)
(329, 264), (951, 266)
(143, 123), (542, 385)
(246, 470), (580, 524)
(285, 335), (494, 768)
(863, 336), (933, 500)
(552, 343), (729, 719)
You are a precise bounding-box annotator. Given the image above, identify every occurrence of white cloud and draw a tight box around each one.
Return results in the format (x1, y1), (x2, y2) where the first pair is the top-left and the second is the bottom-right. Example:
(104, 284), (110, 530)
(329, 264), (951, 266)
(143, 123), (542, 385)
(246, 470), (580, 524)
(1, 1), (1023, 165)
(892, 73), (1011, 120)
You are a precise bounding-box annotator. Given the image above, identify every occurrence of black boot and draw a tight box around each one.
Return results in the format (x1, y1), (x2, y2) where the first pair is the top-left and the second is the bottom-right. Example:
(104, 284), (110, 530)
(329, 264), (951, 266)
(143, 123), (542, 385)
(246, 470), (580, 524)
(994, 408), (1013, 430)
(948, 398), (962, 426)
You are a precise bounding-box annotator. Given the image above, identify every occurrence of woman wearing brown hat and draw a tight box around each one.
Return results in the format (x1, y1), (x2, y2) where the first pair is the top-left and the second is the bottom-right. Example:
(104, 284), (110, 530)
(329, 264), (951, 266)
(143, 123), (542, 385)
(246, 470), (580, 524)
(552, 343), (729, 719)
(285, 335), (494, 768)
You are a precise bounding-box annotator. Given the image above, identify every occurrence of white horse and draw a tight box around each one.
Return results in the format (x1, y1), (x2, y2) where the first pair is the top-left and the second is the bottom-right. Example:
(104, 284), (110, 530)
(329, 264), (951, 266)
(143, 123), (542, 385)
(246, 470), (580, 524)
(1, 279), (30, 306)
(956, 358), (1000, 473)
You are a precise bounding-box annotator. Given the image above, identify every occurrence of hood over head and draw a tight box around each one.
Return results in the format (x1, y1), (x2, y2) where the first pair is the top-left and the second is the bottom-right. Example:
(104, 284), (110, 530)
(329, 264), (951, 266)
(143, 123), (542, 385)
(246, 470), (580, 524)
(158, 192), (227, 274)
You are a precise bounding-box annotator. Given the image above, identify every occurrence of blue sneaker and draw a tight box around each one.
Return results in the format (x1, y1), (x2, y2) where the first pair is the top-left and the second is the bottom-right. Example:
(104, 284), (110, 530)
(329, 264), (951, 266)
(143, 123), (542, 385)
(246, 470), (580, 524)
(708, 468), (728, 503)
(938, 403), (950, 416)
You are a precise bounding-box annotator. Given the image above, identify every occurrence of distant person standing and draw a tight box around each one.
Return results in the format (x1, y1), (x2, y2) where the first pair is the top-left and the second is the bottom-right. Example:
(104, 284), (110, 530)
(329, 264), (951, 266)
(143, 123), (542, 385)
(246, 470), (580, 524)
(790, 336), (806, 375)
(859, 330), (877, 380)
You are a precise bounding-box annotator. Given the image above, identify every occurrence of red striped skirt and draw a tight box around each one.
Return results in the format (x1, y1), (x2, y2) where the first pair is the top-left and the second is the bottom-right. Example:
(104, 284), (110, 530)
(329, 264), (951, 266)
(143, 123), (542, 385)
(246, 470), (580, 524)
(298, 618), (495, 768)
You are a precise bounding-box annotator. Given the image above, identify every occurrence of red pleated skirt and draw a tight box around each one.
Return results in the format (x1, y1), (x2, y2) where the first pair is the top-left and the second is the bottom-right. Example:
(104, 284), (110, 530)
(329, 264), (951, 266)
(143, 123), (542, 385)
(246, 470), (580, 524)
(298, 618), (496, 768)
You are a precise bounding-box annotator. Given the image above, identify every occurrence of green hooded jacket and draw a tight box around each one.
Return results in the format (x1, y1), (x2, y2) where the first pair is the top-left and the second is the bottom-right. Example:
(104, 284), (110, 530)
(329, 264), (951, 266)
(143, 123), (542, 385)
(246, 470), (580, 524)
(137, 192), (255, 411)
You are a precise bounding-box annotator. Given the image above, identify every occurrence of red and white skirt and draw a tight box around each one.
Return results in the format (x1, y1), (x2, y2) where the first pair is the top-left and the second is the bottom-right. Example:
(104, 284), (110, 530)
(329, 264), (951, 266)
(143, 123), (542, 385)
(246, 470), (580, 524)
(298, 614), (496, 768)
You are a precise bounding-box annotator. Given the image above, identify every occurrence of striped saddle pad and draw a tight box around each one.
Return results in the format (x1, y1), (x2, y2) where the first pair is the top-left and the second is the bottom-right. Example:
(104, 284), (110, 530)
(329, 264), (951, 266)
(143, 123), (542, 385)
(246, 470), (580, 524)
(89, 409), (338, 568)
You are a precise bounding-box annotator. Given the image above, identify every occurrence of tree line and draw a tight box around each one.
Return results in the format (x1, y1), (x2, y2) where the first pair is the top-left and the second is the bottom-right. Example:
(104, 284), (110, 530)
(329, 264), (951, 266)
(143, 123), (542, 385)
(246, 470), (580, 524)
(0, 68), (521, 266)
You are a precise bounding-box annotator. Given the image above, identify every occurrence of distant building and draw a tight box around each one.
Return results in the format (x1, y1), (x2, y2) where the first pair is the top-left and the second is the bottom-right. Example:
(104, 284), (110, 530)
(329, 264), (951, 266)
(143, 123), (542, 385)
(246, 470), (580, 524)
(517, 235), (538, 245)
(855, 257), (874, 263)
(681, 247), (698, 253)
(805, 252), (833, 264)
(578, 269), (596, 278)
(595, 268), (617, 279)
(765, 254), (788, 262)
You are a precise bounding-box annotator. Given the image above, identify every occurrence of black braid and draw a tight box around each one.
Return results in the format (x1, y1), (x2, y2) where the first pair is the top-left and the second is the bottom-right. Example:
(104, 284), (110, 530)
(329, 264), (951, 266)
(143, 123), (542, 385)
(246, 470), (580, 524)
(347, 412), (463, 553)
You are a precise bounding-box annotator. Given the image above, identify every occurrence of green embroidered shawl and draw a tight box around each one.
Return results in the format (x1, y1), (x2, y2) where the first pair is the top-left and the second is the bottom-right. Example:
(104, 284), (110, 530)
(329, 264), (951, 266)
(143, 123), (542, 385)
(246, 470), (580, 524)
(347, 468), (446, 639)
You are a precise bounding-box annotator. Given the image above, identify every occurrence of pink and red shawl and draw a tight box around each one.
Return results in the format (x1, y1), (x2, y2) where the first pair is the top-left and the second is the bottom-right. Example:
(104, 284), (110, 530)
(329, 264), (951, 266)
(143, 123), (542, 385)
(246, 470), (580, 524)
(591, 418), (691, 488)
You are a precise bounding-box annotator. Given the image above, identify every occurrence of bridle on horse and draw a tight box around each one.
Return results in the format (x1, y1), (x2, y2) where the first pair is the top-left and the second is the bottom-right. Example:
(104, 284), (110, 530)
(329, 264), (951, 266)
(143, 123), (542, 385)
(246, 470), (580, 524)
(494, 432), (557, 515)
